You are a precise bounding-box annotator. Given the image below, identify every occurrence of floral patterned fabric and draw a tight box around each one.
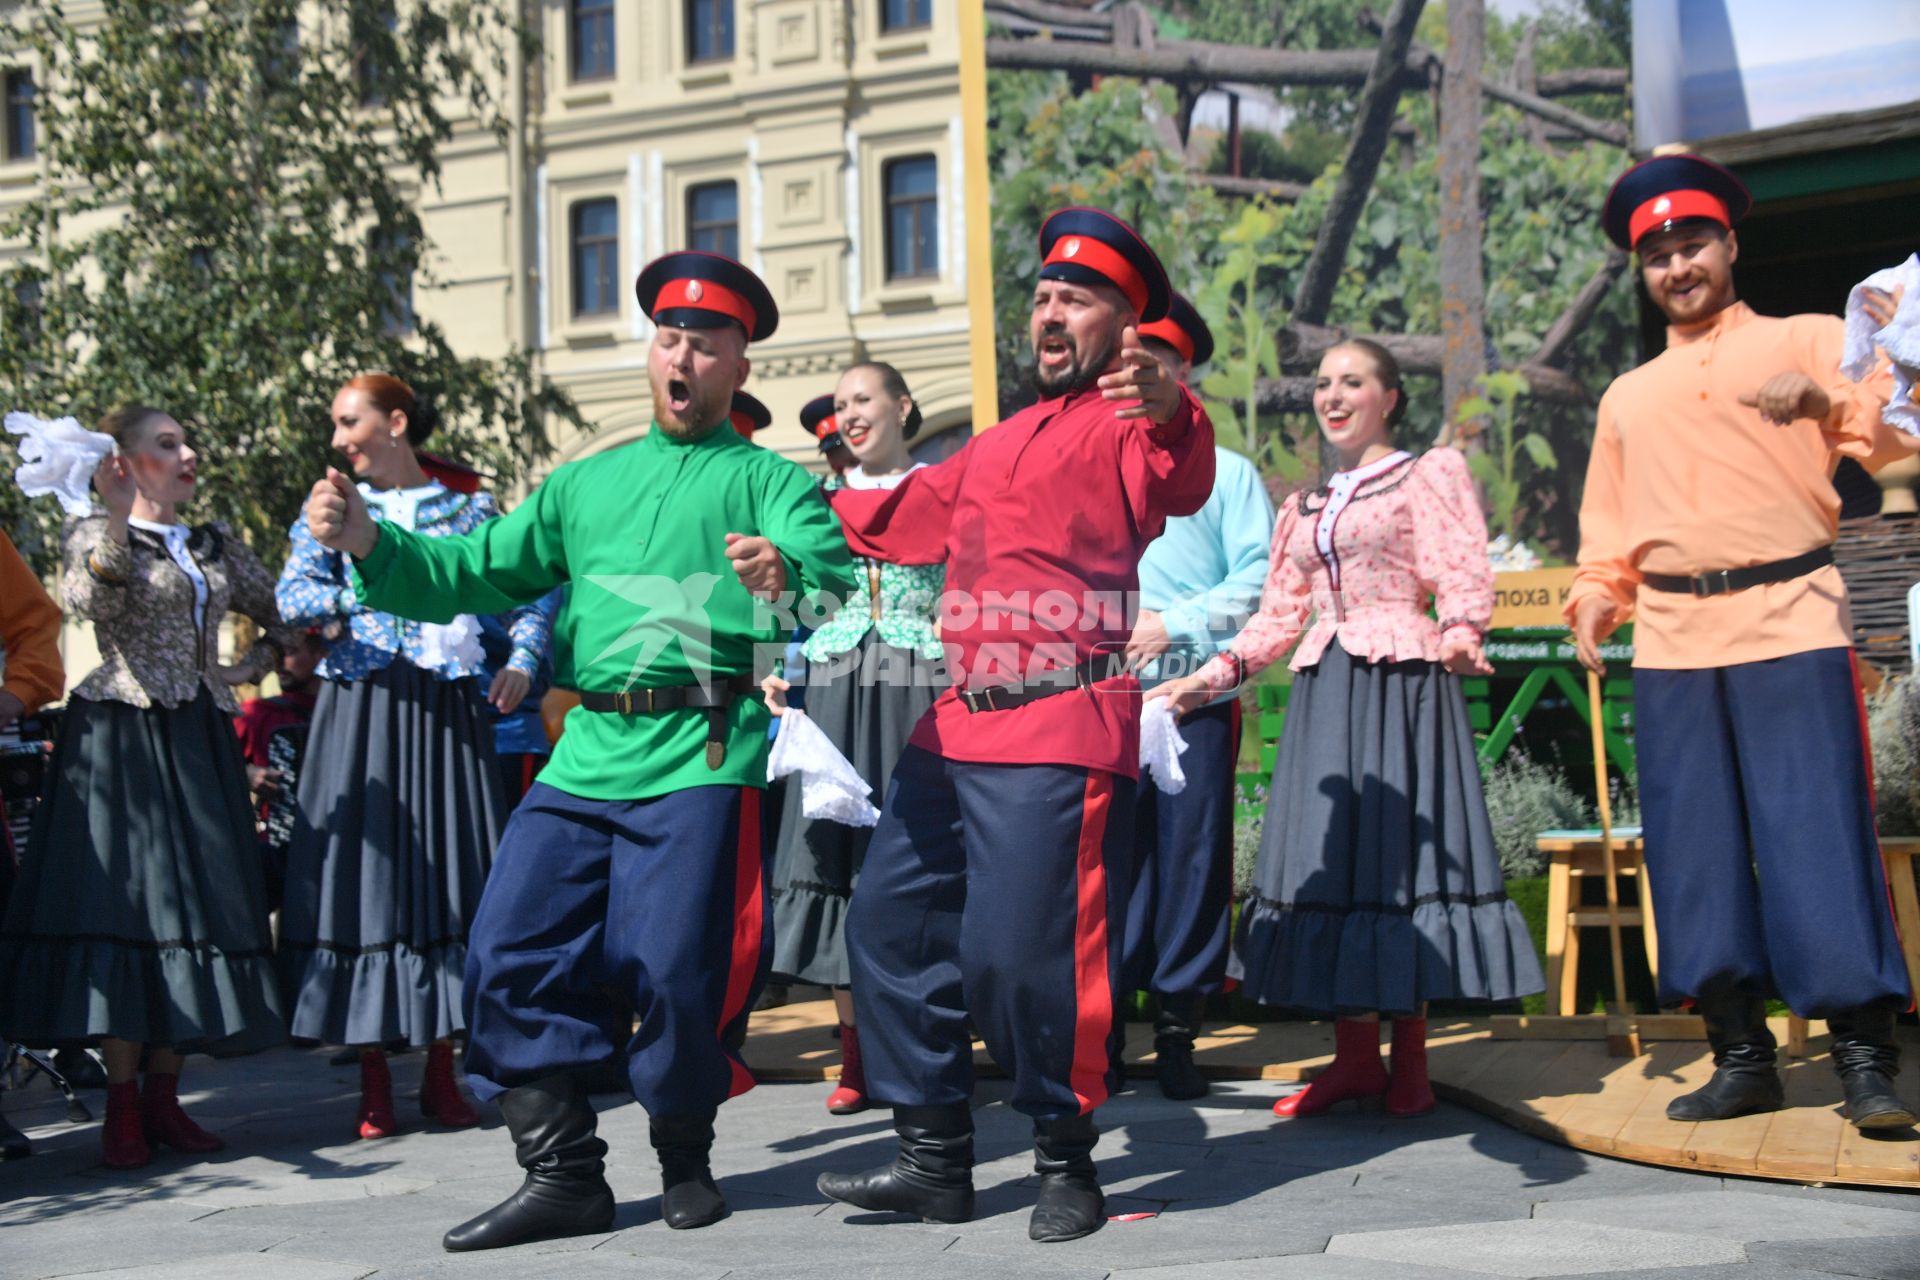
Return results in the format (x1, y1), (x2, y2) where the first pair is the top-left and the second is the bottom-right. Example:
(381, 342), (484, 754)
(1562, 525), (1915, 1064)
(276, 484), (550, 683)
(62, 515), (297, 712)
(1196, 448), (1494, 694)
(803, 472), (944, 661)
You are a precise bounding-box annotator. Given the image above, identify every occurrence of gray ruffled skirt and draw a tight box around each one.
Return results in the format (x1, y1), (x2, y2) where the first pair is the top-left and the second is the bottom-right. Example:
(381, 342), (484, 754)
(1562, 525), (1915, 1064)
(769, 631), (945, 986)
(0, 690), (286, 1054)
(279, 662), (504, 1047)
(1236, 639), (1544, 1014)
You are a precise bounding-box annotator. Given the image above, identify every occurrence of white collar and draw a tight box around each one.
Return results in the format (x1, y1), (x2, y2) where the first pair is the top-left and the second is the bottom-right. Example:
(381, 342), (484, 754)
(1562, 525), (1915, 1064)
(127, 516), (189, 545)
(843, 462), (925, 491)
(1327, 450), (1411, 495)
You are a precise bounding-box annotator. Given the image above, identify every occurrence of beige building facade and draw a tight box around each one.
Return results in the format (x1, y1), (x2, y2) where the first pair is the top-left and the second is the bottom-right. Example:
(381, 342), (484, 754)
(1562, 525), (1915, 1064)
(421, 0), (978, 472)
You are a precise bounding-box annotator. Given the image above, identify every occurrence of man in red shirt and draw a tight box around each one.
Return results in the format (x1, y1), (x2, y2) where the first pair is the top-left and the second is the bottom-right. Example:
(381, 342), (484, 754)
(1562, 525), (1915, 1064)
(814, 208), (1214, 1243)
(232, 632), (326, 908)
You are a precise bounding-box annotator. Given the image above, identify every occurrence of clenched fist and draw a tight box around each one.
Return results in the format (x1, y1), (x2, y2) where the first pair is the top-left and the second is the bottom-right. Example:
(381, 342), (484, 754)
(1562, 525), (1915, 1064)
(725, 532), (787, 600)
(307, 468), (379, 559)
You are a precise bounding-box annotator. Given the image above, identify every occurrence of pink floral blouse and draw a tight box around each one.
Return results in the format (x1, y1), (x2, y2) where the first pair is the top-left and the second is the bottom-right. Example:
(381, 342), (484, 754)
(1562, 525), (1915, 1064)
(1194, 448), (1494, 695)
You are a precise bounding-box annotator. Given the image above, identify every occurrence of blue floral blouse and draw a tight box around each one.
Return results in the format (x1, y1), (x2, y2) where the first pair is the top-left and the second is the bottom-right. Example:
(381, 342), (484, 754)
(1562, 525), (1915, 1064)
(276, 483), (551, 683)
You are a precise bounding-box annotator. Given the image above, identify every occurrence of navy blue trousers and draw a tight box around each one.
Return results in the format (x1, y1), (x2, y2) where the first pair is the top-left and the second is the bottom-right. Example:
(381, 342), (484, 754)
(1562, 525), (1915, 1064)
(1636, 648), (1910, 1017)
(848, 746), (1136, 1119)
(462, 782), (769, 1116)
(1122, 699), (1236, 998)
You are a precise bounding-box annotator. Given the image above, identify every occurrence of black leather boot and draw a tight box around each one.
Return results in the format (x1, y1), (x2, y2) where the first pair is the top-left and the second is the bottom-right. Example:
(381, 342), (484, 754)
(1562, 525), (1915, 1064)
(1153, 994), (1210, 1101)
(442, 1074), (615, 1252)
(650, 1110), (728, 1229)
(1666, 992), (1784, 1122)
(0, 1099), (31, 1160)
(1030, 1113), (1103, 1243)
(1828, 1005), (1916, 1130)
(817, 1102), (974, 1223)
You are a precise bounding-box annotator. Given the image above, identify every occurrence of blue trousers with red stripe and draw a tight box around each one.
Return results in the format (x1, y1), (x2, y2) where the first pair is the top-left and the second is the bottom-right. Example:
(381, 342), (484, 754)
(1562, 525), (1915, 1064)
(1635, 647), (1911, 1017)
(461, 781), (768, 1115)
(1122, 699), (1237, 998)
(848, 746), (1136, 1120)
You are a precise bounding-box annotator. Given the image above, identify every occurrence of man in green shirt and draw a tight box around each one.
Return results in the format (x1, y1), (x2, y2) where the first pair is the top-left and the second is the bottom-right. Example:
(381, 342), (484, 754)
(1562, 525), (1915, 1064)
(303, 252), (856, 1250)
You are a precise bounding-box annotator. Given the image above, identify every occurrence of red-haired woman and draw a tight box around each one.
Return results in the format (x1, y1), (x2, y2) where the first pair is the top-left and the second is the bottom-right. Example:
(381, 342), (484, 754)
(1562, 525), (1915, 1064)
(277, 374), (550, 1139)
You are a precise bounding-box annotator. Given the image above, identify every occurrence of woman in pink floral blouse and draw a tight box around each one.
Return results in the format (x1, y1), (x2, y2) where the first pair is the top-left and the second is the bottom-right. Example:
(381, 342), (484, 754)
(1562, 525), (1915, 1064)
(1153, 341), (1542, 1119)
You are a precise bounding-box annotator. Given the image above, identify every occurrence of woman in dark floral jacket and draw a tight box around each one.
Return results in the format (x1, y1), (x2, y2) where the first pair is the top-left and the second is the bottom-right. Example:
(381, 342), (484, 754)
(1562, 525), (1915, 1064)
(0, 404), (296, 1169)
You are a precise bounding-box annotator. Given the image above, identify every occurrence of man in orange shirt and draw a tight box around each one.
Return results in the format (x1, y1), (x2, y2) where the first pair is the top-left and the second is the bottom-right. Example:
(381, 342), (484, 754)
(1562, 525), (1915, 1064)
(0, 527), (62, 1160)
(1570, 154), (1914, 1131)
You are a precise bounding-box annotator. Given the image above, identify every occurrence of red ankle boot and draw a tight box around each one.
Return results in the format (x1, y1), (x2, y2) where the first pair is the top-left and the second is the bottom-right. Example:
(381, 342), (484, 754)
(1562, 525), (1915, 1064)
(1273, 1019), (1388, 1118)
(826, 1024), (869, 1115)
(142, 1072), (225, 1153)
(357, 1050), (398, 1140)
(101, 1081), (151, 1169)
(1385, 1016), (1436, 1117)
(420, 1042), (480, 1129)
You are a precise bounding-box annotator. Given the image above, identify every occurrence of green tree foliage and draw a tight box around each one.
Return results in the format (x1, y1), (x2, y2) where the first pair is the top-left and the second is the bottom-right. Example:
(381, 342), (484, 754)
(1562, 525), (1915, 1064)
(987, 1), (1636, 554)
(0, 1), (578, 570)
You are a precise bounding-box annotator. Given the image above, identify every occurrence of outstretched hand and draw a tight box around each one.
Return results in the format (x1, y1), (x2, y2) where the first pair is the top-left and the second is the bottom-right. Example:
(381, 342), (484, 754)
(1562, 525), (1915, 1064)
(1098, 325), (1181, 424)
(306, 468), (378, 559)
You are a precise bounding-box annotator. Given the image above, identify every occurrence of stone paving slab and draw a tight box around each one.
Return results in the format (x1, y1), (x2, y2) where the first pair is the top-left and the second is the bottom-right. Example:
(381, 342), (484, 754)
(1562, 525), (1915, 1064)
(1534, 1187), (1920, 1242)
(43, 1257), (375, 1280)
(1324, 1219), (1749, 1276)
(1745, 1233), (1920, 1280)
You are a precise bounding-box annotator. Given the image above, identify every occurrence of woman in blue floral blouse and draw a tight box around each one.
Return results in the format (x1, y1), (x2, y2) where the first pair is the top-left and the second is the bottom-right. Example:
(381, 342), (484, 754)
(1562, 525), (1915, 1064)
(276, 374), (551, 1141)
(764, 363), (949, 1115)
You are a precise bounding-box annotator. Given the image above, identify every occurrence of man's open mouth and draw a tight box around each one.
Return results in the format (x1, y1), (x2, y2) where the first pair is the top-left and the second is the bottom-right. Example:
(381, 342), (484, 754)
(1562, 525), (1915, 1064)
(667, 379), (692, 413)
(1038, 335), (1073, 369)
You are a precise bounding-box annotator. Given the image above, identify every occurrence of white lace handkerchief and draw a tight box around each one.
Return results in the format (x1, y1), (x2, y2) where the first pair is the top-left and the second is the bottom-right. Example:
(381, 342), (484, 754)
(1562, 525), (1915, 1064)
(766, 709), (881, 827)
(1843, 254), (1920, 436)
(414, 614), (485, 671)
(5, 411), (115, 517)
(1139, 697), (1190, 794)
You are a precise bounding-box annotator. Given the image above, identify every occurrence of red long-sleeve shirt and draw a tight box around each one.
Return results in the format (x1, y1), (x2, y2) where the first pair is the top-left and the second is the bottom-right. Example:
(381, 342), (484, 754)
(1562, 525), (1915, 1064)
(830, 384), (1215, 778)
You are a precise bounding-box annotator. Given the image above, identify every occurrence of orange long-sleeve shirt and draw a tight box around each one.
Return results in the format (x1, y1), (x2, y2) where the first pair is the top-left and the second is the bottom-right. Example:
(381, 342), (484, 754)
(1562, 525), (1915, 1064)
(0, 530), (64, 711)
(1567, 301), (1904, 670)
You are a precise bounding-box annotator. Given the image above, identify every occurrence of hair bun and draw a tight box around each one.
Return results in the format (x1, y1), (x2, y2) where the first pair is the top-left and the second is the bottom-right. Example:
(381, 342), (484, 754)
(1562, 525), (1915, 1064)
(903, 403), (924, 440)
(408, 396), (441, 444)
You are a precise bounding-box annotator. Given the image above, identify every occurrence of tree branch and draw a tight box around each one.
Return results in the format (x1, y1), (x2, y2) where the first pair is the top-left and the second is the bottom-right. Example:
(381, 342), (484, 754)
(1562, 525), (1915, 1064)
(1194, 173), (1308, 200)
(1530, 249), (1629, 367)
(1290, 0), (1427, 326)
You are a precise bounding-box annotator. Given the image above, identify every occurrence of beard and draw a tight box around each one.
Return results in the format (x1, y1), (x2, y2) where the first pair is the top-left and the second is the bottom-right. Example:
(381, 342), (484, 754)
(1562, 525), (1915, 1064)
(649, 369), (731, 440)
(1032, 324), (1118, 398)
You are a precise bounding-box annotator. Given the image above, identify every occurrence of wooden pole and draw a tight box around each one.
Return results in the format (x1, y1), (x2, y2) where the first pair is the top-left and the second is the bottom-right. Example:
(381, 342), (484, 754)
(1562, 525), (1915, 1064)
(1436, 0), (1488, 450)
(1588, 668), (1635, 1051)
(1290, 0), (1427, 325)
(957, 0), (999, 421)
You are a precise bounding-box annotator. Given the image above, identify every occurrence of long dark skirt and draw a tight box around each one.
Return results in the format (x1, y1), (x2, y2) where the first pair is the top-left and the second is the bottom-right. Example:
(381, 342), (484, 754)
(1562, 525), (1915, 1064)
(1236, 639), (1544, 1015)
(280, 663), (505, 1048)
(769, 632), (945, 986)
(0, 690), (285, 1054)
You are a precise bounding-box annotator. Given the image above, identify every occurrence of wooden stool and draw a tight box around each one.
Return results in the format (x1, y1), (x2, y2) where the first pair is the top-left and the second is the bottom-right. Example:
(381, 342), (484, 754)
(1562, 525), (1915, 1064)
(1536, 832), (1657, 1017)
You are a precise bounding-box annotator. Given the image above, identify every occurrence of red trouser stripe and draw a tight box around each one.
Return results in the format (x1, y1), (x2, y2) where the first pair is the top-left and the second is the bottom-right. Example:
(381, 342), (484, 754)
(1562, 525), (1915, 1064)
(719, 787), (765, 1097)
(1847, 652), (1913, 1012)
(1068, 771), (1116, 1114)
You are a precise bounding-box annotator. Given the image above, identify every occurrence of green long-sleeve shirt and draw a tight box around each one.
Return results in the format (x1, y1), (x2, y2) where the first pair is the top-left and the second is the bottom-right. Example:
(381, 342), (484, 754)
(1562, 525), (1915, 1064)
(351, 423), (856, 801)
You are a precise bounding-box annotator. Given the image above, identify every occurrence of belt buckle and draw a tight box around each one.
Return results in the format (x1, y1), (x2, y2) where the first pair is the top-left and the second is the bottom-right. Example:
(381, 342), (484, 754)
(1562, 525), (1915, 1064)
(1692, 569), (1733, 598)
(960, 686), (1000, 713)
(613, 690), (634, 715)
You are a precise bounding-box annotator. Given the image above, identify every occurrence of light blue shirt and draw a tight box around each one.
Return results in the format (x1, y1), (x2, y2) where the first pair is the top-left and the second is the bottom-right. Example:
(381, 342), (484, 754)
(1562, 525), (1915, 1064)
(1137, 447), (1276, 705)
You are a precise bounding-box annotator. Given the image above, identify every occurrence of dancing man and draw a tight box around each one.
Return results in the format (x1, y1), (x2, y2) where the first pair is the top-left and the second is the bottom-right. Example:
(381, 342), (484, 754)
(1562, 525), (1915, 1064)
(301, 252), (856, 1248)
(1570, 154), (1914, 1129)
(814, 207), (1215, 1243)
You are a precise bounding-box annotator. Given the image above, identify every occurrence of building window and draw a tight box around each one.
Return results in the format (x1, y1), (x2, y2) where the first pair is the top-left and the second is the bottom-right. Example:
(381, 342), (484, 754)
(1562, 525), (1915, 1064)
(570, 0), (615, 81)
(370, 227), (415, 335)
(883, 0), (932, 32)
(355, 4), (397, 107)
(686, 0), (734, 64)
(687, 182), (739, 260)
(261, 19), (300, 88)
(570, 198), (620, 318)
(884, 155), (939, 281)
(3, 71), (32, 162)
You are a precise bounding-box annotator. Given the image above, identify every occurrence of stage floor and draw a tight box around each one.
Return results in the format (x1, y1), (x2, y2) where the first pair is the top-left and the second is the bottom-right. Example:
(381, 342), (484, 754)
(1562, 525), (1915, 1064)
(744, 999), (1920, 1191)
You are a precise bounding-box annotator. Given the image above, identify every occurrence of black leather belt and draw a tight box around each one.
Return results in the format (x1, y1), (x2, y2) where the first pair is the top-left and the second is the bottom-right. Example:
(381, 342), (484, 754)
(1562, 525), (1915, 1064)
(956, 655), (1122, 714)
(1641, 546), (1834, 597)
(577, 675), (754, 769)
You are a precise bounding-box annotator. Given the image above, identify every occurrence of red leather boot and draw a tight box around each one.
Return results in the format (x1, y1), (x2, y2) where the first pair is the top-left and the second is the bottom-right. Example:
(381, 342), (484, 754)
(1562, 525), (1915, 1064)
(100, 1080), (151, 1169)
(142, 1072), (225, 1153)
(1273, 1018), (1388, 1118)
(1385, 1016), (1436, 1117)
(826, 1024), (869, 1115)
(420, 1041), (480, 1129)
(357, 1049), (399, 1140)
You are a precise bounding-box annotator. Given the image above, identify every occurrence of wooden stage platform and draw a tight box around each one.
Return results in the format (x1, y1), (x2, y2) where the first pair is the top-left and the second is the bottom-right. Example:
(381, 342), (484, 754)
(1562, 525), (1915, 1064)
(743, 999), (1920, 1191)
